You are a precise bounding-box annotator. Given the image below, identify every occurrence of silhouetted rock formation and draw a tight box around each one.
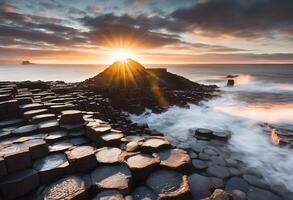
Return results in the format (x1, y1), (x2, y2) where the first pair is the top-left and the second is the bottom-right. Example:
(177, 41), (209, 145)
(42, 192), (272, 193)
(85, 59), (199, 90)
(227, 79), (235, 87)
(22, 61), (33, 65)
(81, 59), (218, 113)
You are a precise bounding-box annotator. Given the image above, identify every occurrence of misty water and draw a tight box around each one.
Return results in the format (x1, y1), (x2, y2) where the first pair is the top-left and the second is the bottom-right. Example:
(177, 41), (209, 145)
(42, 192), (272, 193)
(131, 64), (293, 192)
(1, 64), (293, 191)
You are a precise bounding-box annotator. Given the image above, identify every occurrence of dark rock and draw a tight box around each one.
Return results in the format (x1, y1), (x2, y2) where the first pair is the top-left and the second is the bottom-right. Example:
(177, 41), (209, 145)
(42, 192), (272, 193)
(188, 151), (198, 159)
(227, 79), (235, 87)
(198, 152), (211, 161)
(86, 121), (111, 140)
(67, 145), (97, 172)
(229, 168), (242, 176)
(69, 137), (90, 146)
(225, 158), (238, 167)
(207, 165), (230, 179)
(227, 74), (239, 78)
(132, 186), (158, 200)
(247, 186), (281, 200)
(49, 141), (73, 152)
(12, 124), (38, 136)
(50, 104), (77, 114)
(126, 153), (160, 182)
(59, 110), (85, 125)
(0, 100), (19, 120)
(15, 97), (33, 105)
(192, 159), (208, 170)
(90, 165), (132, 194)
(0, 157), (7, 178)
(38, 120), (59, 132)
(20, 103), (44, 112)
(141, 136), (171, 153)
(188, 174), (223, 200)
(0, 118), (24, 129)
(23, 139), (49, 160)
(190, 141), (207, 153)
(45, 130), (67, 143)
(3, 147), (32, 173)
(60, 123), (85, 132)
(195, 128), (213, 140)
(212, 131), (231, 141)
(209, 156), (226, 166)
(243, 174), (270, 190)
(68, 129), (85, 137)
(0, 169), (39, 200)
(146, 169), (190, 200)
(100, 131), (124, 146)
(31, 113), (55, 124)
(33, 153), (69, 183)
(23, 109), (49, 120)
(225, 177), (248, 200)
(204, 148), (219, 156)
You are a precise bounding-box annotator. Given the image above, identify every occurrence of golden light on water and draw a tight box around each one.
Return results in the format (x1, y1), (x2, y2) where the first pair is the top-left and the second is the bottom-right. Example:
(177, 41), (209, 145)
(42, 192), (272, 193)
(271, 129), (280, 145)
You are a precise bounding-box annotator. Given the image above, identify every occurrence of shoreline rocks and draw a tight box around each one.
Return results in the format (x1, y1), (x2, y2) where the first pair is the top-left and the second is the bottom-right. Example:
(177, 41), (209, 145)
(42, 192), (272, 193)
(0, 80), (290, 200)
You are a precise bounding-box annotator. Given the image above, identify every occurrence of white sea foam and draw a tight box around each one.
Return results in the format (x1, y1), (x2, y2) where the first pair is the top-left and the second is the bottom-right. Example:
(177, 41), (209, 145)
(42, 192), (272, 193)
(130, 75), (293, 191)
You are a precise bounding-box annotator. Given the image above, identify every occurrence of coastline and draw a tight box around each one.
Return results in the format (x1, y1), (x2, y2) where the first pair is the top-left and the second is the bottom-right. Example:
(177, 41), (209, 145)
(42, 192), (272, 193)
(0, 79), (291, 200)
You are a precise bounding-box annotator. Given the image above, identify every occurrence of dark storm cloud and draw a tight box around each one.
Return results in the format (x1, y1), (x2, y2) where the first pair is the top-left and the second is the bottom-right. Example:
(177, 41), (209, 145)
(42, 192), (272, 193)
(171, 0), (293, 37)
(80, 13), (249, 51)
(80, 13), (183, 48)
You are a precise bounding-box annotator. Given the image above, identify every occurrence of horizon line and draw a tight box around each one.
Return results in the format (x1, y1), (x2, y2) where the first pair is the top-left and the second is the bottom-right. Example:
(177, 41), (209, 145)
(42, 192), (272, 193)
(1, 62), (293, 65)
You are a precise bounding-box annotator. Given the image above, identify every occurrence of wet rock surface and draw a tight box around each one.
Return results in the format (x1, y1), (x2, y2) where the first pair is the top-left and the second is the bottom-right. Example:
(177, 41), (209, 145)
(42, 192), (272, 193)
(0, 81), (290, 200)
(146, 169), (190, 199)
(91, 165), (132, 194)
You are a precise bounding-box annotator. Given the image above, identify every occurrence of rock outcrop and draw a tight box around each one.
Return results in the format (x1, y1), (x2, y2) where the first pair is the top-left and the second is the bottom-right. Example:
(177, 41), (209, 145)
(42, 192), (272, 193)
(81, 59), (218, 113)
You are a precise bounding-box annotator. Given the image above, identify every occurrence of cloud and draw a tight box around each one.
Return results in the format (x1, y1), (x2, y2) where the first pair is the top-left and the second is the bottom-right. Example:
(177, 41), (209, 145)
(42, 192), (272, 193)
(0, 2), (17, 13)
(80, 13), (182, 48)
(124, 0), (150, 8)
(171, 0), (293, 38)
(86, 5), (101, 15)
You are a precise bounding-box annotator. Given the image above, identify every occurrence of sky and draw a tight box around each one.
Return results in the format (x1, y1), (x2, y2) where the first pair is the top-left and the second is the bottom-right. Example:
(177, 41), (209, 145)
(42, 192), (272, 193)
(0, 0), (293, 64)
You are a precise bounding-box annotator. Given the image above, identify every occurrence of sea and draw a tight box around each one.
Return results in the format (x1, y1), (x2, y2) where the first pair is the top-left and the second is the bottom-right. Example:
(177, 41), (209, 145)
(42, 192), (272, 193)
(1, 64), (293, 191)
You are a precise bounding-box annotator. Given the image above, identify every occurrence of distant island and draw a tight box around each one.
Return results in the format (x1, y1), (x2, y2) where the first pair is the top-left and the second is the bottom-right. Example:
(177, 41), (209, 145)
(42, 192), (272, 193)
(21, 60), (34, 65)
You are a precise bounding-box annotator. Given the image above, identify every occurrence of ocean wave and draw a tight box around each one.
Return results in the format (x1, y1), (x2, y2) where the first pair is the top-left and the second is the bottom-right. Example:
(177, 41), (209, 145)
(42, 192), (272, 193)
(221, 74), (293, 93)
(130, 95), (293, 192)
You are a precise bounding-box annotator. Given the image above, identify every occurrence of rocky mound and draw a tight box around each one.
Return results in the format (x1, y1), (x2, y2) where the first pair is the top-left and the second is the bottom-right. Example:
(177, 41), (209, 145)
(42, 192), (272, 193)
(84, 59), (200, 90)
(81, 59), (218, 113)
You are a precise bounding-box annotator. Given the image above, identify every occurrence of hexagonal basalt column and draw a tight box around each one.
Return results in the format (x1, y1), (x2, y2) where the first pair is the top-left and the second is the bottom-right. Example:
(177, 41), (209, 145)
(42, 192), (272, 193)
(156, 148), (192, 174)
(1, 144), (32, 173)
(146, 169), (190, 200)
(0, 169), (39, 200)
(126, 153), (160, 182)
(33, 153), (70, 183)
(59, 110), (85, 125)
(95, 147), (125, 164)
(90, 165), (132, 194)
(141, 136), (171, 153)
(38, 175), (89, 200)
(22, 139), (49, 160)
(66, 146), (97, 172)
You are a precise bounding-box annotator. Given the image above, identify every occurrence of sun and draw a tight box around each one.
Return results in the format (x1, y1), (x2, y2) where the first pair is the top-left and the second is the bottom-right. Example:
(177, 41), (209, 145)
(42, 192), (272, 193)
(112, 49), (136, 61)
